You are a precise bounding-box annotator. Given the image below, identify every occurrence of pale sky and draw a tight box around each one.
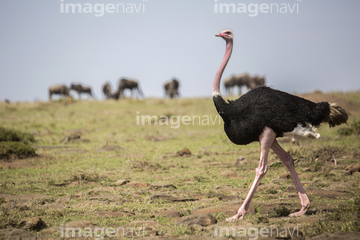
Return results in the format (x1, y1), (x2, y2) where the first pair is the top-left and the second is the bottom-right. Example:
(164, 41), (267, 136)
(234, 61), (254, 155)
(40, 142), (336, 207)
(1, 0), (360, 102)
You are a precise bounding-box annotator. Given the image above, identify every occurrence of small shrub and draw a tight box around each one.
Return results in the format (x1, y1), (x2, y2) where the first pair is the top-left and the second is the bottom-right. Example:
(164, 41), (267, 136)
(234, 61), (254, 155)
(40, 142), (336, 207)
(270, 206), (290, 217)
(0, 127), (35, 144)
(266, 188), (278, 194)
(0, 142), (36, 159)
(338, 120), (360, 136)
(70, 170), (100, 182)
(0, 127), (36, 160)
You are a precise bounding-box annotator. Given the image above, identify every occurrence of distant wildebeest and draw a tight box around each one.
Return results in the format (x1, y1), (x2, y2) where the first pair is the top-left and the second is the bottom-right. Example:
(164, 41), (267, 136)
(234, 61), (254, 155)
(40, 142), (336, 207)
(251, 75), (266, 89)
(234, 73), (252, 94)
(70, 83), (95, 99)
(224, 73), (266, 95)
(224, 75), (236, 96)
(49, 85), (70, 101)
(102, 82), (113, 99)
(163, 78), (180, 98)
(113, 78), (143, 99)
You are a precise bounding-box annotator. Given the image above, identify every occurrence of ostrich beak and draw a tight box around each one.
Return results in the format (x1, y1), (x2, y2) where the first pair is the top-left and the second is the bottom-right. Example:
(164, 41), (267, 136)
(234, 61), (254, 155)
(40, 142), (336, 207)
(215, 33), (221, 37)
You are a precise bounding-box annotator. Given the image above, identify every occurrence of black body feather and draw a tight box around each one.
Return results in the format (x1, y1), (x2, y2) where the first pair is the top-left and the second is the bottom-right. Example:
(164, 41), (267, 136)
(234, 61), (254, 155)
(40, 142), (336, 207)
(213, 86), (331, 145)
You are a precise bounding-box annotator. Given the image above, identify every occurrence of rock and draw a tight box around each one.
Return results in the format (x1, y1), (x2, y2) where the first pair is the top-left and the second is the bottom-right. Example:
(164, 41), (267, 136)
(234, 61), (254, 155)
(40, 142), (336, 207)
(115, 179), (129, 186)
(150, 183), (177, 190)
(219, 169), (238, 178)
(177, 148), (192, 156)
(176, 213), (217, 227)
(4, 229), (36, 240)
(19, 216), (47, 231)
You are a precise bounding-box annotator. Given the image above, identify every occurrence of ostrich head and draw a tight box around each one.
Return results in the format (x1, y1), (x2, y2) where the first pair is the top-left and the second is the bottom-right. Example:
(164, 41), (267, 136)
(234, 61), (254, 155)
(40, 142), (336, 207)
(215, 29), (233, 41)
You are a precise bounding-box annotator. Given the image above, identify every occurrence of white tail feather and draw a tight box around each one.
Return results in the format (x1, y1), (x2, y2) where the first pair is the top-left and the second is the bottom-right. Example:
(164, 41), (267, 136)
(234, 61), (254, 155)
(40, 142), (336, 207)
(286, 123), (320, 139)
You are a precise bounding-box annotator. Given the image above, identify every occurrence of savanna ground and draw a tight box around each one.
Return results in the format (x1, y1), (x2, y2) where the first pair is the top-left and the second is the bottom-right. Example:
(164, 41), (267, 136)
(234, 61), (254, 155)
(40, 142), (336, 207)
(0, 90), (360, 240)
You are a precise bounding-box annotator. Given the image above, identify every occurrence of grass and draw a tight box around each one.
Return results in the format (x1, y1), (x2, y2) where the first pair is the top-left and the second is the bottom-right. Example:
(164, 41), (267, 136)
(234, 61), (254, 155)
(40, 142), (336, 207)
(0, 94), (360, 238)
(0, 127), (37, 159)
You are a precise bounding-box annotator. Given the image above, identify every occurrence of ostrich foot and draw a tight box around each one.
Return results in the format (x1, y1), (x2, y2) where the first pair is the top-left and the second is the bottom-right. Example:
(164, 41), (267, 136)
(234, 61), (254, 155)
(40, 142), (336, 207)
(289, 205), (309, 217)
(225, 209), (247, 222)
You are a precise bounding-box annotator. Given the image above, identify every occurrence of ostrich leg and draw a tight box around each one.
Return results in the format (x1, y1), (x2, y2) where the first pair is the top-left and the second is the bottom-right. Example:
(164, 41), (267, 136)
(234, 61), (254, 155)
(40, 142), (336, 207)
(226, 127), (276, 222)
(271, 140), (310, 216)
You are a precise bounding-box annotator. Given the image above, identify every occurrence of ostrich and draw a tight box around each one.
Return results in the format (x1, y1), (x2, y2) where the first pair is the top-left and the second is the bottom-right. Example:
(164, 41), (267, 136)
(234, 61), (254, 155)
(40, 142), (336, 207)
(212, 29), (348, 222)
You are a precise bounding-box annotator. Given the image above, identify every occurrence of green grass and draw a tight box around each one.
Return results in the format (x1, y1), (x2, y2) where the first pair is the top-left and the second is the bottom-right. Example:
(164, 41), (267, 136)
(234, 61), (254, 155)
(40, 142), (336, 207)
(0, 127), (37, 159)
(0, 95), (360, 238)
(330, 91), (360, 104)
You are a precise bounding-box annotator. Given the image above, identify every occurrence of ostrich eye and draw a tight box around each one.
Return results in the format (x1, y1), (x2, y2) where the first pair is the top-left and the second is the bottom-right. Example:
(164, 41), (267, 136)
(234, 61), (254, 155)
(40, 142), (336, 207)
(225, 31), (231, 35)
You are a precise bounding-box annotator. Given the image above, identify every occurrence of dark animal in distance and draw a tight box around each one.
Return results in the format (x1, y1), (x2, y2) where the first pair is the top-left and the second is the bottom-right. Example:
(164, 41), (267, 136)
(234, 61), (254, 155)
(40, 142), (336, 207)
(70, 84), (95, 99)
(212, 29), (348, 222)
(251, 75), (265, 89)
(224, 75), (236, 96)
(113, 78), (143, 99)
(235, 73), (251, 94)
(102, 82), (113, 99)
(224, 73), (265, 96)
(164, 78), (180, 98)
(48, 85), (70, 101)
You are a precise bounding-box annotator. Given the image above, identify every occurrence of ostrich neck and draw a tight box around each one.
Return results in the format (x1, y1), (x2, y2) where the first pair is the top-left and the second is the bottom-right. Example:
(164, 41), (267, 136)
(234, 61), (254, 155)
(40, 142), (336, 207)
(212, 39), (233, 96)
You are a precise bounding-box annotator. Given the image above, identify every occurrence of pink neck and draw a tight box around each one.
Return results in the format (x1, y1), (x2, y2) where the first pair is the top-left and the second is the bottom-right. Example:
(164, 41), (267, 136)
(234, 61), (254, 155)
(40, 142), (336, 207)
(212, 39), (233, 96)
